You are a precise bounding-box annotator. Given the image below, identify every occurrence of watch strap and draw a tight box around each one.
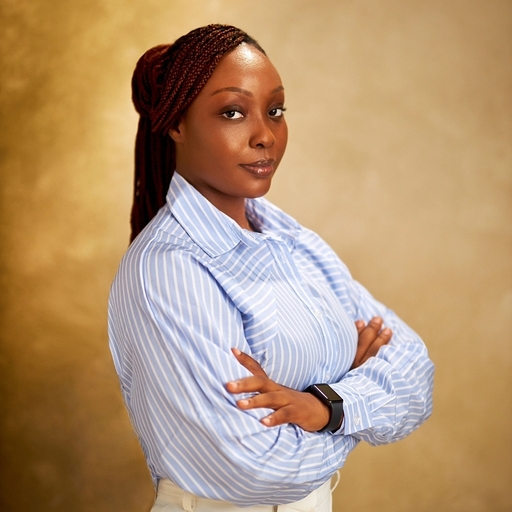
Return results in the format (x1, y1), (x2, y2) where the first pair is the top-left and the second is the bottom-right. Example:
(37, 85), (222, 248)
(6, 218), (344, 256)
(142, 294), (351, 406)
(305, 383), (344, 433)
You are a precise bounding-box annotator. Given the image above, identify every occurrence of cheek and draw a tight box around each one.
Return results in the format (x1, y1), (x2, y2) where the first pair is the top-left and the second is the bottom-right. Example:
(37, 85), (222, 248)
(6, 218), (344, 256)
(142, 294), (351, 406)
(213, 125), (248, 157)
(189, 126), (237, 163)
(276, 123), (288, 160)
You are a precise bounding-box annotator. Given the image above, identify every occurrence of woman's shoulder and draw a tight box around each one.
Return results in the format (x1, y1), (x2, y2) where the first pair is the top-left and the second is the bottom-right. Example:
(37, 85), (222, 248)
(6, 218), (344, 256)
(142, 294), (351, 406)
(120, 208), (205, 271)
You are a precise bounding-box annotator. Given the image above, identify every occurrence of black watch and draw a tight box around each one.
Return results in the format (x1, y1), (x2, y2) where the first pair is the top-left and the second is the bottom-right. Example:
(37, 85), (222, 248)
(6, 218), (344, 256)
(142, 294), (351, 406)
(305, 383), (344, 433)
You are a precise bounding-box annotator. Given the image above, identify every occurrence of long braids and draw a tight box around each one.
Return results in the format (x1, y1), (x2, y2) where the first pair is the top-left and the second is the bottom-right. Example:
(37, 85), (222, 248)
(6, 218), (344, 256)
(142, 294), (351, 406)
(130, 24), (265, 242)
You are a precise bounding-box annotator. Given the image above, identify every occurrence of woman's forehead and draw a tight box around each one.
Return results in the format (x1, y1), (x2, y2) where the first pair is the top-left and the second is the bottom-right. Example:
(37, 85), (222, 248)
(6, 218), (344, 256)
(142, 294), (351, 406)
(202, 44), (283, 94)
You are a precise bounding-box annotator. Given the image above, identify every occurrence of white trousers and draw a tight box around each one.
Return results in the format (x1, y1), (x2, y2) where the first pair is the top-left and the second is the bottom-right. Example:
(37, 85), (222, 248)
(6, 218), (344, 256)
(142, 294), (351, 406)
(150, 478), (334, 512)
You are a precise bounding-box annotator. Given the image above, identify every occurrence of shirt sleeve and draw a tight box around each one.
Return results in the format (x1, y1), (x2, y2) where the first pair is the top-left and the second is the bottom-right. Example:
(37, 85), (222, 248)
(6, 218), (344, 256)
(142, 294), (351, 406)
(108, 242), (358, 507)
(305, 231), (435, 445)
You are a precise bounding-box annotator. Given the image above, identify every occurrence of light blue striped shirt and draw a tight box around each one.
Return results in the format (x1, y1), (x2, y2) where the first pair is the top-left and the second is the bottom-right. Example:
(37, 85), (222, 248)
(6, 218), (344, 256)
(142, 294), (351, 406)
(108, 173), (434, 506)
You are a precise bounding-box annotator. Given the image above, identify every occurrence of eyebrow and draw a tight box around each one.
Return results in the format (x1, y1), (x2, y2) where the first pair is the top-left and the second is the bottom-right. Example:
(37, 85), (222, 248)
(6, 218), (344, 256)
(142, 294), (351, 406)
(211, 85), (284, 97)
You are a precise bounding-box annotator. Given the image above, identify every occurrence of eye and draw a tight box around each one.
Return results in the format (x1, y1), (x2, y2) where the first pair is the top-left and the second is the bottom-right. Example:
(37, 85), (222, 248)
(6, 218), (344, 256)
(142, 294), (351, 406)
(269, 107), (286, 118)
(222, 110), (244, 119)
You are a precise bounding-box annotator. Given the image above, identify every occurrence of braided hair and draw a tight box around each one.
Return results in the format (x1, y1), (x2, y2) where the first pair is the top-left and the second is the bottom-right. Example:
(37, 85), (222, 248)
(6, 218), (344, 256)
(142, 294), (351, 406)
(130, 24), (266, 242)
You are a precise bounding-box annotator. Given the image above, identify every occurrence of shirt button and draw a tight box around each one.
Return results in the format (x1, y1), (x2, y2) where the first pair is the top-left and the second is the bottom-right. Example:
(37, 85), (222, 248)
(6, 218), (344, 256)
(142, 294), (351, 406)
(354, 415), (361, 426)
(313, 309), (322, 318)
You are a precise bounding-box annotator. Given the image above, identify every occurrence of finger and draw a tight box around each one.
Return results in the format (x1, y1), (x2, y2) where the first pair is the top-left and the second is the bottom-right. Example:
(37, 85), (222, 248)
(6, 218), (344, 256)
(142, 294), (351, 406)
(237, 390), (289, 411)
(365, 316), (384, 337)
(355, 320), (366, 335)
(353, 317), (383, 361)
(360, 316), (383, 342)
(226, 374), (275, 394)
(260, 405), (319, 431)
(231, 348), (267, 377)
(355, 327), (392, 368)
(261, 409), (288, 427)
(363, 327), (392, 360)
(260, 404), (299, 427)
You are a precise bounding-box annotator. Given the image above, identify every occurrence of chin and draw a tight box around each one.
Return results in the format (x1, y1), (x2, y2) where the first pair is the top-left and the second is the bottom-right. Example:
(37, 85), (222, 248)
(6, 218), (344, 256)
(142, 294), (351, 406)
(245, 182), (272, 199)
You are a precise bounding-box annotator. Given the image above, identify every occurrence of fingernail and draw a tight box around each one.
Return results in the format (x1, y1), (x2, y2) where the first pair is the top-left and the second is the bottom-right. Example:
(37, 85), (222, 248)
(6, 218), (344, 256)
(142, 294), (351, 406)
(261, 417), (271, 426)
(232, 348), (241, 356)
(238, 399), (249, 407)
(382, 328), (391, 335)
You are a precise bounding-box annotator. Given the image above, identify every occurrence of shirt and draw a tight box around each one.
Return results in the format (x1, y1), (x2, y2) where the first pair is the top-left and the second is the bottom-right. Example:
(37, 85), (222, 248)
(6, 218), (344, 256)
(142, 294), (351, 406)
(108, 173), (434, 507)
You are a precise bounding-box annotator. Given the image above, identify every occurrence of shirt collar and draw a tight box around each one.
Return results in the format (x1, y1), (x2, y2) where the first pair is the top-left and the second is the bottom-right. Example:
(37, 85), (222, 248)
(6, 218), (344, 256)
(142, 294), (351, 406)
(167, 173), (301, 257)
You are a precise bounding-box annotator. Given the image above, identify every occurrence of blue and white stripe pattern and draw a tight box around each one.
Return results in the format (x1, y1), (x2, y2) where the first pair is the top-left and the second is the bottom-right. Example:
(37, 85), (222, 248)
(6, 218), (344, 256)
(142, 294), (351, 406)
(108, 173), (434, 506)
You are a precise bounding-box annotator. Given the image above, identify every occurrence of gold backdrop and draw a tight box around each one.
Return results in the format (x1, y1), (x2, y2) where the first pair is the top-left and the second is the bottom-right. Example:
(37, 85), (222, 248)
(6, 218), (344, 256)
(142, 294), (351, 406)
(1, 1), (511, 511)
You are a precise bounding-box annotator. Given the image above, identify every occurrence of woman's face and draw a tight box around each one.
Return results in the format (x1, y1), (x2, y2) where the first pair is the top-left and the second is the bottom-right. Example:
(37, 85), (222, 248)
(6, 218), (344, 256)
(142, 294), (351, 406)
(170, 43), (288, 224)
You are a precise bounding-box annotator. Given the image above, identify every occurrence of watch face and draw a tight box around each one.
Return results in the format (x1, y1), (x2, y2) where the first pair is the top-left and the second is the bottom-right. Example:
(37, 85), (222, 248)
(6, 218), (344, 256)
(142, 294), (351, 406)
(316, 384), (342, 402)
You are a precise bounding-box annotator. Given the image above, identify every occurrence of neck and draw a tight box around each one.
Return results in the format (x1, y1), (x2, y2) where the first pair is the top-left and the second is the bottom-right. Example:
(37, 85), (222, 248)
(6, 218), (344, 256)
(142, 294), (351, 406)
(174, 171), (258, 231)
(225, 203), (254, 231)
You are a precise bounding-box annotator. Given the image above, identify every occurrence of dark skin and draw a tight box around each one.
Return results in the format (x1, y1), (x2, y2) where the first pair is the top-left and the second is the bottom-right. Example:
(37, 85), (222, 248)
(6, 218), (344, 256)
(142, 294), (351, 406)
(169, 44), (392, 433)
(170, 43), (287, 230)
(226, 317), (392, 432)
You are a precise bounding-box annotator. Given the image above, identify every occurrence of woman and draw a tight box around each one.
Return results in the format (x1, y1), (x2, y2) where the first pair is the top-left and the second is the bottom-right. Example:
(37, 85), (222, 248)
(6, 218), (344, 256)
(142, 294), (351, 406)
(108, 24), (434, 512)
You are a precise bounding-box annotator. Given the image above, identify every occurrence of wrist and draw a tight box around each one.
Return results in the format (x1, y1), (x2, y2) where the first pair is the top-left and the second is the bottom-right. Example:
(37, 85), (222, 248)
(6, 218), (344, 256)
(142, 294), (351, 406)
(305, 384), (344, 433)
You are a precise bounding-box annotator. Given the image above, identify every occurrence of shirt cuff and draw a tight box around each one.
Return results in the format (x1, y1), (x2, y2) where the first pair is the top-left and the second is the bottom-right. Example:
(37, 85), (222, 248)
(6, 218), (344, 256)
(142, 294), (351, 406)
(330, 382), (373, 435)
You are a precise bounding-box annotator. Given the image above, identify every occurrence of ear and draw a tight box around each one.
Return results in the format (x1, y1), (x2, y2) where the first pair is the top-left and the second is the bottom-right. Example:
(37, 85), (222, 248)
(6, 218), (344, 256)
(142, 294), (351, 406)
(169, 119), (186, 143)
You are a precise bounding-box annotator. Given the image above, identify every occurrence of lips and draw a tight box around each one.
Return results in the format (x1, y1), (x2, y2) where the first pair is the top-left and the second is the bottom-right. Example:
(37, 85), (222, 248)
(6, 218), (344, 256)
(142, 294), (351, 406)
(240, 159), (275, 176)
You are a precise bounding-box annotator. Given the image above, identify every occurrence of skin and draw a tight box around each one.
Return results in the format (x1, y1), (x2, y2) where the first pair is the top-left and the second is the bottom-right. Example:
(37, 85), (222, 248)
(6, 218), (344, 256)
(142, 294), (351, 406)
(226, 317), (392, 432)
(352, 317), (392, 370)
(170, 43), (288, 230)
(170, 42), (392, 432)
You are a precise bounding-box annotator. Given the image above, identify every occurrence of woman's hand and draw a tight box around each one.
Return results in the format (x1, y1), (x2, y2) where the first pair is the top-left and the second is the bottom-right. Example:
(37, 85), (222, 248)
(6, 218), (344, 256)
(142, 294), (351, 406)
(226, 349), (330, 432)
(352, 317), (392, 370)
(227, 318), (391, 430)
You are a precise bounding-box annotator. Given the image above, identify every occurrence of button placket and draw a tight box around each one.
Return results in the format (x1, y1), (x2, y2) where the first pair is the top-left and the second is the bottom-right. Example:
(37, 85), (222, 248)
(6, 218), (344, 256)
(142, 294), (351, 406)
(269, 240), (336, 382)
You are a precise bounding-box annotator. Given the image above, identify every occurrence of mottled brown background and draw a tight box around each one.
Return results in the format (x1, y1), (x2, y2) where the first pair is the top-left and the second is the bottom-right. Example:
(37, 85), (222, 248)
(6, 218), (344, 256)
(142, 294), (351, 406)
(1, 1), (511, 511)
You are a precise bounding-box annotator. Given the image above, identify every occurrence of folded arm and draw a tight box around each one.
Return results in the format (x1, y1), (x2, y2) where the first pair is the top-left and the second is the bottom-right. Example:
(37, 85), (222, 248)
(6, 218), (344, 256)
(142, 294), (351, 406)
(227, 317), (393, 431)
(109, 249), (358, 506)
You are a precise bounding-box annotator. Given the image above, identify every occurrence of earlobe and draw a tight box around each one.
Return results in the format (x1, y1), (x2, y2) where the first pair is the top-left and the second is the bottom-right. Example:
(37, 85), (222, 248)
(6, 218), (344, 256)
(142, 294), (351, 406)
(168, 127), (181, 143)
(169, 121), (185, 143)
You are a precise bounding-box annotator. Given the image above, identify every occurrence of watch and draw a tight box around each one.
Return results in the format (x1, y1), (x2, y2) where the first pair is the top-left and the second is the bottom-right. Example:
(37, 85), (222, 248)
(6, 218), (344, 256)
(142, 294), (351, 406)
(305, 383), (344, 433)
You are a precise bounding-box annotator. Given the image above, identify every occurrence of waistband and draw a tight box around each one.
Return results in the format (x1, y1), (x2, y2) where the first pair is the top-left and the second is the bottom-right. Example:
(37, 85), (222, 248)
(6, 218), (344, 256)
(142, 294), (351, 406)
(153, 476), (337, 512)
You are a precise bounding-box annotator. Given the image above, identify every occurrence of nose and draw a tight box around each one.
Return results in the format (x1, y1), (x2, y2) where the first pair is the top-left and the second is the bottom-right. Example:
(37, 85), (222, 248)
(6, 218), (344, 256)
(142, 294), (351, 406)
(249, 117), (276, 148)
